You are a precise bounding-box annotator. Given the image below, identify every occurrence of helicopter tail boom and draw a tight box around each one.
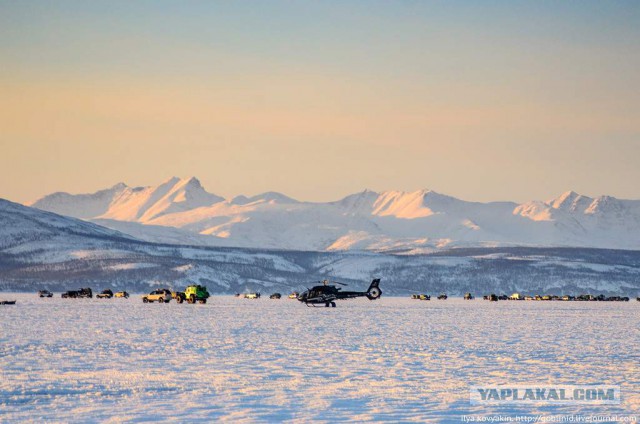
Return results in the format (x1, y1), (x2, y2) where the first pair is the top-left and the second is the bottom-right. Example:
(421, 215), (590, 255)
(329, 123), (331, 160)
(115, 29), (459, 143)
(366, 278), (382, 300)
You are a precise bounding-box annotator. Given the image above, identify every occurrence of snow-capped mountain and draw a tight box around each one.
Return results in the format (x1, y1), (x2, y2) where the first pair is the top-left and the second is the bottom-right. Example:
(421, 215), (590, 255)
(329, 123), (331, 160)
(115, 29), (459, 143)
(29, 182), (129, 220)
(31, 177), (224, 223)
(2, 199), (640, 295)
(0, 197), (136, 264)
(0, 198), (133, 247)
(29, 178), (640, 252)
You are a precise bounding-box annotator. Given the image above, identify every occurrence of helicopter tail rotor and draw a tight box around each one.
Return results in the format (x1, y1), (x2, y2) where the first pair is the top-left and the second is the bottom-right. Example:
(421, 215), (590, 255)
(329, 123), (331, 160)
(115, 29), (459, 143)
(366, 278), (382, 300)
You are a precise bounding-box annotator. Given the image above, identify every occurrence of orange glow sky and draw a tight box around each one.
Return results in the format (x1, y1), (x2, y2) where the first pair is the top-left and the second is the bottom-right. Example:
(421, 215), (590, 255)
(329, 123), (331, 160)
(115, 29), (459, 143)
(1, 1), (639, 203)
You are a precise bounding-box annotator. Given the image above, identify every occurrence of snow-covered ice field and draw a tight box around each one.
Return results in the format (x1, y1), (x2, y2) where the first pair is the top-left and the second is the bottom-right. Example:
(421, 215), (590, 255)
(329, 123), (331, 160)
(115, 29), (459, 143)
(1, 295), (639, 422)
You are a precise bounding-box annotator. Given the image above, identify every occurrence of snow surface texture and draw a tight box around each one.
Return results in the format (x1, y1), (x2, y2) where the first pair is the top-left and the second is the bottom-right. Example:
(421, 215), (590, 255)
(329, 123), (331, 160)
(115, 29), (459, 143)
(29, 177), (640, 252)
(0, 296), (638, 422)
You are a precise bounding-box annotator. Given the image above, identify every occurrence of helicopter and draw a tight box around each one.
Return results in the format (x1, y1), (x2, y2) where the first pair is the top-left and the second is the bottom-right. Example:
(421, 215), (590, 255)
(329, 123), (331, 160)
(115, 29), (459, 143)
(297, 278), (382, 307)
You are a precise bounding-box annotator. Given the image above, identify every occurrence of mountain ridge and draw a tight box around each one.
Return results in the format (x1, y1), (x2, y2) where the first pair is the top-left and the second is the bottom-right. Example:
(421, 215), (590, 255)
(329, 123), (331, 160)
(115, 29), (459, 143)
(27, 178), (640, 252)
(2, 198), (640, 295)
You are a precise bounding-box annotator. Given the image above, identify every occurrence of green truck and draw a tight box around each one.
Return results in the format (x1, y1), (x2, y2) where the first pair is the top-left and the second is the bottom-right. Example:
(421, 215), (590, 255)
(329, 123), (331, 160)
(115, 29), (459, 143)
(173, 284), (210, 304)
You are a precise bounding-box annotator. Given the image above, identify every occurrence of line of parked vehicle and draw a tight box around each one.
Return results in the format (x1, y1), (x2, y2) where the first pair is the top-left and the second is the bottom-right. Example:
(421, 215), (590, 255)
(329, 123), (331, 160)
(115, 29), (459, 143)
(142, 285), (210, 304)
(38, 285), (210, 304)
(37, 286), (297, 304)
(411, 293), (454, 300)
(411, 292), (634, 302)
(233, 292), (299, 299)
(39, 288), (131, 299)
(30, 288), (640, 305)
(483, 293), (632, 302)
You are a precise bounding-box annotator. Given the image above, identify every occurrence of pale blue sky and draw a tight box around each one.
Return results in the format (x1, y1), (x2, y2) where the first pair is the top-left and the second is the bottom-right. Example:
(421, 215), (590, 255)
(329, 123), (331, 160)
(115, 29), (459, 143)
(1, 1), (639, 203)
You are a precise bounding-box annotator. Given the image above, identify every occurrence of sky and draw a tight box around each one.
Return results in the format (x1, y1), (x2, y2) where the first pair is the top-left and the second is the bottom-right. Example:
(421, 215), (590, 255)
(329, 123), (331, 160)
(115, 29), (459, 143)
(1, 0), (639, 204)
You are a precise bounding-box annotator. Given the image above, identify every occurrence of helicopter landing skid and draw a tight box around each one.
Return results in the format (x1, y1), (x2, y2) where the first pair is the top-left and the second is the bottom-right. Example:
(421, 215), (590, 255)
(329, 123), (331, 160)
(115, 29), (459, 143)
(306, 301), (337, 308)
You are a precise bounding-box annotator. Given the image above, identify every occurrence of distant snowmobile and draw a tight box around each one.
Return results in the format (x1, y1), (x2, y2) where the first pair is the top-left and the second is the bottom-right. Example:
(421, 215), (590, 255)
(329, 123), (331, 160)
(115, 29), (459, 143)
(297, 279), (381, 307)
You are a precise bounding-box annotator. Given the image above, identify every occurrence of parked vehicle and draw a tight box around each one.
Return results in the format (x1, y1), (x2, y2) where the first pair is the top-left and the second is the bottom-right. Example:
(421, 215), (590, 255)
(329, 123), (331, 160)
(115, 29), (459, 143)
(288, 292), (299, 299)
(509, 293), (523, 300)
(244, 293), (261, 299)
(174, 285), (210, 304)
(62, 288), (93, 298)
(578, 294), (597, 301)
(0, 300), (16, 305)
(464, 292), (474, 300)
(38, 290), (53, 298)
(96, 289), (114, 299)
(437, 293), (448, 300)
(487, 294), (498, 302)
(605, 296), (629, 301)
(115, 291), (129, 298)
(419, 294), (431, 300)
(270, 293), (281, 299)
(498, 295), (508, 301)
(142, 289), (172, 303)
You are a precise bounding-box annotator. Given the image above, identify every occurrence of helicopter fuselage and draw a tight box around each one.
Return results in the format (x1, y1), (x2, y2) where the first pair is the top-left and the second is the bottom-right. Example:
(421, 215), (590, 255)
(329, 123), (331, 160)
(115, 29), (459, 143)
(297, 279), (381, 307)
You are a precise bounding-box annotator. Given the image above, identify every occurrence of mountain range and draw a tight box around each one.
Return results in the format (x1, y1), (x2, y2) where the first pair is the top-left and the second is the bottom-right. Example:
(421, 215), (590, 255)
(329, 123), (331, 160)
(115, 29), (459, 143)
(2, 197), (639, 295)
(29, 177), (640, 252)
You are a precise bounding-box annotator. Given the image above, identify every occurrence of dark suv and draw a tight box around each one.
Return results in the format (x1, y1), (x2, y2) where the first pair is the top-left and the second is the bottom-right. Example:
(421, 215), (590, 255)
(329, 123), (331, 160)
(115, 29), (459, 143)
(62, 288), (93, 298)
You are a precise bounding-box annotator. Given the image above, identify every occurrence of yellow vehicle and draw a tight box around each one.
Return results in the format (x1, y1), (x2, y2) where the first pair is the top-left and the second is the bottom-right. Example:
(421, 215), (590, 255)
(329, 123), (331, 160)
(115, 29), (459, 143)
(96, 289), (114, 299)
(115, 291), (129, 298)
(173, 285), (210, 304)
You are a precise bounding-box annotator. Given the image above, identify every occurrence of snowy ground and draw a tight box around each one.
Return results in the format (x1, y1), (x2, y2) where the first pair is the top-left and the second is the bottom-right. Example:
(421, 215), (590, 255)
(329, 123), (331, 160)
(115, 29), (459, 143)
(1, 295), (638, 422)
